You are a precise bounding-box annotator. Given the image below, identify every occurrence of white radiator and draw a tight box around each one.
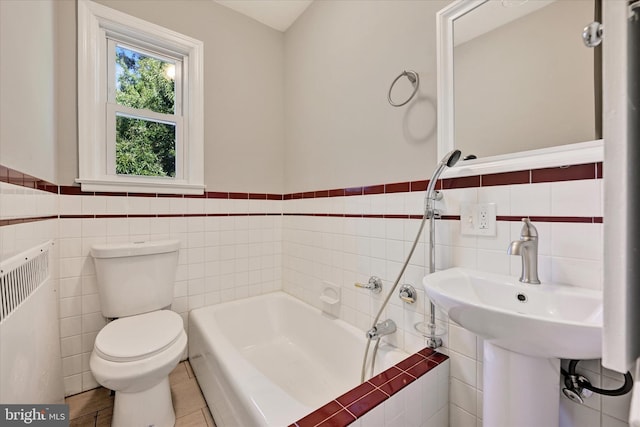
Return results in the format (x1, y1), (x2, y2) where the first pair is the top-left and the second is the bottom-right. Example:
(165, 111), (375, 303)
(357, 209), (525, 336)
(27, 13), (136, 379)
(0, 240), (64, 404)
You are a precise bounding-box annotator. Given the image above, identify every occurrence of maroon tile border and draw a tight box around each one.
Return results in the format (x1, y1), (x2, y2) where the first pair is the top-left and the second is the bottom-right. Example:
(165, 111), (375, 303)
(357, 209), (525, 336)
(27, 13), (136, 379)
(481, 170), (530, 187)
(440, 175), (481, 190)
(531, 163), (596, 183)
(0, 165), (58, 194)
(385, 182), (410, 193)
(496, 215), (602, 224)
(0, 163), (604, 227)
(364, 185), (384, 196)
(1, 162), (603, 202)
(290, 348), (447, 427)
(0, 216), (57, 227)
(280, 162), (602, 200)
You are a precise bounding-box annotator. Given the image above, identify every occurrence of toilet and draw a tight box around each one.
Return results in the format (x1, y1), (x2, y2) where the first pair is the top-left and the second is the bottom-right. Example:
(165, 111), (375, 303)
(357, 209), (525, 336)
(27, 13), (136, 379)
(89, 240), (186, 427)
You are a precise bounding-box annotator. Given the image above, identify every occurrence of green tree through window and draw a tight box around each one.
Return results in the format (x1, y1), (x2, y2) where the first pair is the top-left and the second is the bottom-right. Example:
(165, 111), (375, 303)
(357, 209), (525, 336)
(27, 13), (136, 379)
(115, 46), (177, 177)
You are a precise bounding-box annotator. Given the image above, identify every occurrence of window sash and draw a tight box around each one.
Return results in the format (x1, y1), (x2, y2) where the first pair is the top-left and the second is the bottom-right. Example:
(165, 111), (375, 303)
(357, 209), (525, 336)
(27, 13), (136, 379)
(106, 103), (184, 179)
(107, 38), (183, 115)
(77, 0), (204, 195)
(106, 37), (184, 180)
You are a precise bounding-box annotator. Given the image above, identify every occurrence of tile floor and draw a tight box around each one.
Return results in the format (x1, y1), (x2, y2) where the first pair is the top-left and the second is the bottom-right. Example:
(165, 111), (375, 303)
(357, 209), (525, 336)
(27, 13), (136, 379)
(66, 361), (216, 427)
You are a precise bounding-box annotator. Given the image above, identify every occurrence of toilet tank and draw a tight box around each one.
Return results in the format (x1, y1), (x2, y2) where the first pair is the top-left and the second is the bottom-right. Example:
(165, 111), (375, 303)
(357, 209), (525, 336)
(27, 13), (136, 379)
(90, 240), (180, 318)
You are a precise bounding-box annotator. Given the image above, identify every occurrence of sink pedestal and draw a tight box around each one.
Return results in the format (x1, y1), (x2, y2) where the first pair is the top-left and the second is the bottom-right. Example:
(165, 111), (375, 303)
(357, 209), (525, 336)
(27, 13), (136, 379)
(483, 342), (560, 427)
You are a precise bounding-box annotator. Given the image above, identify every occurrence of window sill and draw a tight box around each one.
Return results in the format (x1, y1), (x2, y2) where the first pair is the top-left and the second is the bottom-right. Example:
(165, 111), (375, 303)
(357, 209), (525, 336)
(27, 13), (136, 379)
(75, 178), (205, 195)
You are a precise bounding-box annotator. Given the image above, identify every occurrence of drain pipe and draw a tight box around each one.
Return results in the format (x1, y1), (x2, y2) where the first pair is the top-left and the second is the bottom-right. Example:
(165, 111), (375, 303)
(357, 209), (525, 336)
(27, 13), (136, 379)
(561, 360), (634, 403)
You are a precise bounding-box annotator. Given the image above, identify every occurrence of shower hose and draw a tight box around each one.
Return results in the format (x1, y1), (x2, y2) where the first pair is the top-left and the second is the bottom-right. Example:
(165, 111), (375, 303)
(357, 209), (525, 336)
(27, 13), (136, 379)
(359, 201), (430, 382)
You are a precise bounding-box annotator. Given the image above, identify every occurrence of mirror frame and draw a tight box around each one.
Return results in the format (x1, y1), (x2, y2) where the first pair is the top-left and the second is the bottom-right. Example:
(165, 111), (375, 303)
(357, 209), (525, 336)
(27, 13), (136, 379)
(436, 0), (603, 178)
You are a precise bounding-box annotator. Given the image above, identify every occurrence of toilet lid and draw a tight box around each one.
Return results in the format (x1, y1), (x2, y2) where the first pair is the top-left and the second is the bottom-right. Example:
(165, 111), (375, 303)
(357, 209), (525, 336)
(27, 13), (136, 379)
(94, 310), (184, 362)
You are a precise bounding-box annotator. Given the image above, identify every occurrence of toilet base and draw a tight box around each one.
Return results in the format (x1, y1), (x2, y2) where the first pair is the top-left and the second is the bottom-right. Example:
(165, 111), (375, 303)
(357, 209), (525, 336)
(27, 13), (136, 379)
(112, 376), (175, 427)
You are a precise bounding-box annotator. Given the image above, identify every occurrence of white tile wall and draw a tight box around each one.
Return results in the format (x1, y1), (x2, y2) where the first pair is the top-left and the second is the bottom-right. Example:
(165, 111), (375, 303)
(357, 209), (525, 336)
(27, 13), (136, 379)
(282, 179), (627, 427)
(55, 206), (282, 394)
(1, 173), (629, 427)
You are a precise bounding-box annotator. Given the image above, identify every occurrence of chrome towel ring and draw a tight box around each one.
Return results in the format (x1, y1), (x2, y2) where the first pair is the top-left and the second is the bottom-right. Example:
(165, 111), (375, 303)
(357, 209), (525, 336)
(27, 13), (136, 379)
(388, 70), (419, 107)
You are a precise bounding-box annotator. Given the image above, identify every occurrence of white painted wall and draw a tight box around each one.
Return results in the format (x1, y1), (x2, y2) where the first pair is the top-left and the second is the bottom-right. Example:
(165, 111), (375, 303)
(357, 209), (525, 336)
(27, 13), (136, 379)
(55, 0), (285, 193)
(283, 0), (449, 193)
(0, 0), (57, 184)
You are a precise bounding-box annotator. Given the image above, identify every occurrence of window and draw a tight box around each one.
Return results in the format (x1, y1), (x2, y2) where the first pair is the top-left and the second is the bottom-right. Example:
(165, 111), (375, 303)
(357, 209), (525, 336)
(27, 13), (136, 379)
(77, 0), (204, 194)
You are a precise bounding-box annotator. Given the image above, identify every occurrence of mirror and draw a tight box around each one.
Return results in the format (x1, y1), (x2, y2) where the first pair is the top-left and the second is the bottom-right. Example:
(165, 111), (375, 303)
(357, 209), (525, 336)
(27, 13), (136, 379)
(437, 0), (601, 163)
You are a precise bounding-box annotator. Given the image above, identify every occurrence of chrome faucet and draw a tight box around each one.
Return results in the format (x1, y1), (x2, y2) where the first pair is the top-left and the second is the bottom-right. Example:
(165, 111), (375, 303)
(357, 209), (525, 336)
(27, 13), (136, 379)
(366, 319), (397, 340)
(508, 218), (541, 284)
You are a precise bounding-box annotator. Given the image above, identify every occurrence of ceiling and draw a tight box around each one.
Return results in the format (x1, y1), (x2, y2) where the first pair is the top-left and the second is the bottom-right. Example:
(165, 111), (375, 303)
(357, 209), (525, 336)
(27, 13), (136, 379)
(214, 0), (314, 32)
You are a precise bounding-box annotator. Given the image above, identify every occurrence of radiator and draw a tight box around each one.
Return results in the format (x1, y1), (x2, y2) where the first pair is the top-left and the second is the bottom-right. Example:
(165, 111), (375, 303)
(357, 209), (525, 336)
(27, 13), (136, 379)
(0, 240), (64, 404)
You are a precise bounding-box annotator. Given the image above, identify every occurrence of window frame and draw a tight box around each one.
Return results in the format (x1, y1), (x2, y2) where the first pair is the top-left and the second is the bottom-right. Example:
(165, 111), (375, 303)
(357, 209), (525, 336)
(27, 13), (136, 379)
(77, 0), (204, 194)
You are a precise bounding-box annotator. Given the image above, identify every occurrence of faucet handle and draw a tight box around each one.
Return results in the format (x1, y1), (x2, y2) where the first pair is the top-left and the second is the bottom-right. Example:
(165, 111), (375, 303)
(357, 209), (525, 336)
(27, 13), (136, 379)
(355, 276), (383, 294)
(520, 218), (538, 239)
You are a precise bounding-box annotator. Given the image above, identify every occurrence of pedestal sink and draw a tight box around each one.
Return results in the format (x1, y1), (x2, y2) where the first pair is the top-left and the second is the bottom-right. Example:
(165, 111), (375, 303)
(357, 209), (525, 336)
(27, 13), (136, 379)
(422, 267), (602, 427)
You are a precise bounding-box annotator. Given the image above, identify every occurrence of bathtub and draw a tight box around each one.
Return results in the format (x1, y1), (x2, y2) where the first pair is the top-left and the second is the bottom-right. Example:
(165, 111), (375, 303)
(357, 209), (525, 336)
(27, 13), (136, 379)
(188, 292), (410, 427)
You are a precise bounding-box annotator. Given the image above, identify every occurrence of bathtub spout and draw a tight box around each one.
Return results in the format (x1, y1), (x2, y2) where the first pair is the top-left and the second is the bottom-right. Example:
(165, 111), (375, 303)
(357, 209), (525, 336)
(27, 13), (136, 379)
(366, 319), (397, 340)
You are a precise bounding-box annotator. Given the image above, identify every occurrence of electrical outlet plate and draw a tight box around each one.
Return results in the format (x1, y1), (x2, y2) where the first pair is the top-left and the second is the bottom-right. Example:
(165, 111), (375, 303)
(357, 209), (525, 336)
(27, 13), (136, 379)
(460, 203), (497, 236)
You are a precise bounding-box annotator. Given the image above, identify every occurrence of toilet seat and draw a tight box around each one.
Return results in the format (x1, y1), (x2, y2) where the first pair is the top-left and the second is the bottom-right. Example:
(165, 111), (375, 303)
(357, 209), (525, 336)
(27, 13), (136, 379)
(94, 310), (184, 362)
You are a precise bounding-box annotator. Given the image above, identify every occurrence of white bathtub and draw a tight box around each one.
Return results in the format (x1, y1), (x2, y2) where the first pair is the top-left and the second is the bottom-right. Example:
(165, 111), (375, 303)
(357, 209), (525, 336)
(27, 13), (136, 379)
(188, 292), (409, 427)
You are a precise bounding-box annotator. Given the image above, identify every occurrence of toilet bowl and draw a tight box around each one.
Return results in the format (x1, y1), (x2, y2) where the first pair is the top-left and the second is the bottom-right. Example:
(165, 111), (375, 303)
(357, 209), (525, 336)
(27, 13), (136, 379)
(90, 310), (187, 427)
(89, 240), (184, 427)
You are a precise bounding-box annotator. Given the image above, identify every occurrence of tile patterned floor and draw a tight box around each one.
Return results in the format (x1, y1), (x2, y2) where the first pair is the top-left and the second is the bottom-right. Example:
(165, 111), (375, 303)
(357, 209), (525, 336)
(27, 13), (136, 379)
(66, 361), (216, 427)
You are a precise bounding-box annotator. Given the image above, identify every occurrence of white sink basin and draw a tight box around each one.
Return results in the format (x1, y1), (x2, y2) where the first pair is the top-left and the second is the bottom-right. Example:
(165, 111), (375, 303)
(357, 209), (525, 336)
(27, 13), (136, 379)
(423, 267), (602, 359)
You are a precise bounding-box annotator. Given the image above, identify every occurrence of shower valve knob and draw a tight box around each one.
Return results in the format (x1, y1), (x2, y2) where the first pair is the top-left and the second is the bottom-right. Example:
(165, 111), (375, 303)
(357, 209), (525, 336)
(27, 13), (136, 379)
(355, 276), (383, 293)
(399, 284), (417, 304)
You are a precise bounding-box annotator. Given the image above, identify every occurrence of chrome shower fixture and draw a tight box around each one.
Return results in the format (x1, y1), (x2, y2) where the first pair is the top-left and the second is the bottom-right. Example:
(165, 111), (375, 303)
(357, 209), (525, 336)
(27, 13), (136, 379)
(425, 149), (461, 203)
(421, 149), (461, 348)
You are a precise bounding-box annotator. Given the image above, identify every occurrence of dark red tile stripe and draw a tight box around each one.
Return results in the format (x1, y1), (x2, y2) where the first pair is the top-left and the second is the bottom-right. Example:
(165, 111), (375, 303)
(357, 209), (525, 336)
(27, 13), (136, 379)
(363, 185), (384, 195)
(344, 187), (363, 197)
(1, 163), (604, 227)
(410, 179), (430, 192)
(56, 213), (284, 220)
(59, 186), (88, 195)
(368, 366), (403, 387)
(280, 213), (602, 223)
(481, 170), (530, 187)
(206, 192), (228, 199)
(295, 401), (343, 427)
(385, 182), (410, 193)
(406, 359), (438, 378)
(441, 175), (481, 190)
(496, 215), (602, 223)
(378, 373), (416, 397)
(0, 216), (57, 227)
(316, 409), (356, 427)
(531, 163), (596, 183)
(1, 162), (603, 202)
(336, 382), (375, 407)
(346, 389), (388, 418)
(128, 192), (157, 198)
(292, 348), (448, 427)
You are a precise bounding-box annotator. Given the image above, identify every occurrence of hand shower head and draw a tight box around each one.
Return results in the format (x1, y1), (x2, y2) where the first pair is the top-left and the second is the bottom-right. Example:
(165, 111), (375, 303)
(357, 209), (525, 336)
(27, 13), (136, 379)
(444, 149), (462, 168)
(425, 150), (462, 202)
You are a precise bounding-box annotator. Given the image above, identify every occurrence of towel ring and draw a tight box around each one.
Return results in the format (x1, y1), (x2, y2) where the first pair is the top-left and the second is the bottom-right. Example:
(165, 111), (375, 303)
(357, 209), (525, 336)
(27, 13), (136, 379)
(388, 70), (420, 107)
